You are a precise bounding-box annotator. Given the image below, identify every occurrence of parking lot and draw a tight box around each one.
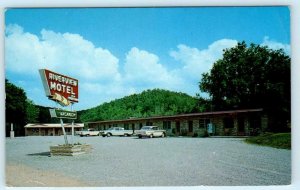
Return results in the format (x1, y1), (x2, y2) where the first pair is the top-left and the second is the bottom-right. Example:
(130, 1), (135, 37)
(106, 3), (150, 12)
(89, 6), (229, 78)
(6, 136), (291, 186)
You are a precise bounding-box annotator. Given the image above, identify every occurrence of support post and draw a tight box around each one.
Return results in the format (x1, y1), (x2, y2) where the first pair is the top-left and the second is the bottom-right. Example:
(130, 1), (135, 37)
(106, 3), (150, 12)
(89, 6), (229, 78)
(71, 120), (74, 144)
(60, 119), (68, 145)
(71, 103), (74, 145)
(10, 123), (14, 138)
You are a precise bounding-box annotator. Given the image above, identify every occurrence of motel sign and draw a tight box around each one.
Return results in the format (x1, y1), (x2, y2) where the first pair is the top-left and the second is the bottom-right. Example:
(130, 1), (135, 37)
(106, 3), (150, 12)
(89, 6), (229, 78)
(39, 69), (79, 145)
(39, 69), (79, 106)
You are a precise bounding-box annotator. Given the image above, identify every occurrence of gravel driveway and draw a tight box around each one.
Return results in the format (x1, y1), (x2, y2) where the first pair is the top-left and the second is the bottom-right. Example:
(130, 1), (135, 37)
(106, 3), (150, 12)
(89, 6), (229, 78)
(5, 136), (291, 186)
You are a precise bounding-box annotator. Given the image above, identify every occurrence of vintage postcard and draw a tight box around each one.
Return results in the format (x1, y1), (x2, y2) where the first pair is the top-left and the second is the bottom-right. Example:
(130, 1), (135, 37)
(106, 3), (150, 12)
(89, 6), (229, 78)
(4, 5), (292, 189)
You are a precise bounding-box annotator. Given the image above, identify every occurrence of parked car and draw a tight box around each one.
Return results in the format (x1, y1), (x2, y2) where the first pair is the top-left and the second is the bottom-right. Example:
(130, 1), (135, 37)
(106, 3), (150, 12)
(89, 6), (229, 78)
(135, 126), (166, 138)
(101, 127), (134, 137)
(75, 128), (101, 137)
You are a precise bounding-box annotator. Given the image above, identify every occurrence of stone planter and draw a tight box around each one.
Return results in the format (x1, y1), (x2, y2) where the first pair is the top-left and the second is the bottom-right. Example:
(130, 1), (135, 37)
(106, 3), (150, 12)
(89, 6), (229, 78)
(50, 144), (92, 156)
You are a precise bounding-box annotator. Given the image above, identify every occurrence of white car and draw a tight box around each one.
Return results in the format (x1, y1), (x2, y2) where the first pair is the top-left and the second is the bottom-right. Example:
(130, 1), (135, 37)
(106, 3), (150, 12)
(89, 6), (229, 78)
(76, 128), (100, 137)
(135, 126), (166, 138)
(101, 127), (134, 137)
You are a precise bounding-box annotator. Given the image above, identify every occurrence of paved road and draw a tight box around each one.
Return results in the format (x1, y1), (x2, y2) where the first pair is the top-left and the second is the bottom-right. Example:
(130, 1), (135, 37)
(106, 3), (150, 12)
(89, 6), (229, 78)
(5, 136), (291, 186)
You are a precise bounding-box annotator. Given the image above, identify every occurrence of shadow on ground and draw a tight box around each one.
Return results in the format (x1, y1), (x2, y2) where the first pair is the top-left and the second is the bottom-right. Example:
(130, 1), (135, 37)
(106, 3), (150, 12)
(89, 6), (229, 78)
(27, 152), (51, 156)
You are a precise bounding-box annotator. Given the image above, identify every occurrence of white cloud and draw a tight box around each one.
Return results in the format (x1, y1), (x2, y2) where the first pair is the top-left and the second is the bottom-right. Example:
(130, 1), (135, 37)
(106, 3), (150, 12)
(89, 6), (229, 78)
(124, 47), (183, 90)
(5, 24), (123, 109)
(261, 36), (290, 55)
(5, 24), (120, 82)
(5, 24), (23, 35)
(5, 24), (45, 73)
(168, 39), (238, 97)
(170, 39), (238, 80)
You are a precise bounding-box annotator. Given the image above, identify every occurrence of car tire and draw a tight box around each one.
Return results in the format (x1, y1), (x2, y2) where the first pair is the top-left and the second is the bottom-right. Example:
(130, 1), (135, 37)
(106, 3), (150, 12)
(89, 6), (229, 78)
(161, 133), (165, 138)
(138, 135), (142, 138)
(149, 134), (153, 138)
(107, 133), (112, 137)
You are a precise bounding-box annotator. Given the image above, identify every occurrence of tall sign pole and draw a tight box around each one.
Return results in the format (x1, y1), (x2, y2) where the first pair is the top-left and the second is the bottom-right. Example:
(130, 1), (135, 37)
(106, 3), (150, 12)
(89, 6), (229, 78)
(60, 118), (68, 144)
(71, 103), (74, 144)
(39, 69), (79, 145)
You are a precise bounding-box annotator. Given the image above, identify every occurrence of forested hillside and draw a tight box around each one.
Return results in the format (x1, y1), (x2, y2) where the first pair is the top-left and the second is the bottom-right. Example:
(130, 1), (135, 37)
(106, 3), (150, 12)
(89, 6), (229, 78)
(79, 89), (205, 122)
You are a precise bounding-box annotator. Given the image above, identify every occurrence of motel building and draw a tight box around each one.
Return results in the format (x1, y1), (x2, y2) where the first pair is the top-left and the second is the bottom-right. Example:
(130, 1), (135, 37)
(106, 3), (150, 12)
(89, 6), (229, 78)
(87, 108), (267, 137)
(25, 123), (84, 136)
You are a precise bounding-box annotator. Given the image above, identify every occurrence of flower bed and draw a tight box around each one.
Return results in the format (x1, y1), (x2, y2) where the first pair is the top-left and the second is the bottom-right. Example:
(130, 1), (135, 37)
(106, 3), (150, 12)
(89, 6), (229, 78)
(50, 144), (92, 156)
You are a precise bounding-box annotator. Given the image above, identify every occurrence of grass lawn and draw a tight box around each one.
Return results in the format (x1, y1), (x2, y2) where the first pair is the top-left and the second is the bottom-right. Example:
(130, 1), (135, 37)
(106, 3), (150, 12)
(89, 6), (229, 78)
(245, 132), (291, 149)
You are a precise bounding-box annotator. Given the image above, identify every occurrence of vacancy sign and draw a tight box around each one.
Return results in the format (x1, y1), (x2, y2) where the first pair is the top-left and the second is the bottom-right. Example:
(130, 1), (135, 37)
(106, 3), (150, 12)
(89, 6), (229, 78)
(39, 69), (79, 106)
(49, 109), (77, 119)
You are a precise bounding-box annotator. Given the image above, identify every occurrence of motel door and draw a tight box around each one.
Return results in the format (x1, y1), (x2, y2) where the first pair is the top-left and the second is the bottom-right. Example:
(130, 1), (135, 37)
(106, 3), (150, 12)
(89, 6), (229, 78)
(238, 118), (245, 136)
(207, 123), (213, 135)
(176, 121), (180, 134)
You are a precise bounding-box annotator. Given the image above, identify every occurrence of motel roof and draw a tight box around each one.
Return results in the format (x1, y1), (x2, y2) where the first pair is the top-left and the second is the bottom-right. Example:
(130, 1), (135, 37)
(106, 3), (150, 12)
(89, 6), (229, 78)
(24, 123), (84, 128)
(87, 108), (263, 125)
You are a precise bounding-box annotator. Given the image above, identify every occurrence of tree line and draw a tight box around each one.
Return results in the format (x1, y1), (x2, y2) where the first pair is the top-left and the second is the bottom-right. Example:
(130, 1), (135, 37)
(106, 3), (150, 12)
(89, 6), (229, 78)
(5, 79), (39, 136)
(79, 89), (208, 122)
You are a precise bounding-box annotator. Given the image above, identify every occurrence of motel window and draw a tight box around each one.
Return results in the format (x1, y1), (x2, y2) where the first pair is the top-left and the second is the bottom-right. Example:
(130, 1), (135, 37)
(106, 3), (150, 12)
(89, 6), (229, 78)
(188, 121), (193, 132)
(199, 119), (211, 128)
(199, 119), (205, 128)
(113, 124), (118, 127)
(146, 121), (153, 126)
(124, 123), (129, 130)
(163, 121), (171, 130)
(32, 129), (39, 133)
(139, 123), (143, 129)
(224, 117), (234, 128)
(249, 115), (261, 129)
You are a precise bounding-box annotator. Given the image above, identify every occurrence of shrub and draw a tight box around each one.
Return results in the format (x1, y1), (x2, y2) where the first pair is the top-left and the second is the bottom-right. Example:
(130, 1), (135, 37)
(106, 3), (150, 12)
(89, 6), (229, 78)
(245, 133), (291, 149)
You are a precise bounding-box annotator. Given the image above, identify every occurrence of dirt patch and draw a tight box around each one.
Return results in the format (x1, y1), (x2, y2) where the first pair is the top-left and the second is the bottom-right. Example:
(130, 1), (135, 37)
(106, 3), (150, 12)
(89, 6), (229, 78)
(6, 163), (90, 187)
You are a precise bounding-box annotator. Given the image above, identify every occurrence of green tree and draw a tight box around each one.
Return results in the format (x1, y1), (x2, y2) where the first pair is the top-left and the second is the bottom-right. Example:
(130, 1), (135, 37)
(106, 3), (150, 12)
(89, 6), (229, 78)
(79, 89), (199, 122)
(199, 42), (290, 132)
(25, 99), (40, 123)
(5, 79), (27, 136)
(36, 105), (60, 123)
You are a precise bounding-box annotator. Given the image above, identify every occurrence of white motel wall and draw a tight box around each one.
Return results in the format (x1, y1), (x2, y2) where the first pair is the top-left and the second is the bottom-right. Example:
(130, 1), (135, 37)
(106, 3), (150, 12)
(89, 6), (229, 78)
(24, 123), (84, 136)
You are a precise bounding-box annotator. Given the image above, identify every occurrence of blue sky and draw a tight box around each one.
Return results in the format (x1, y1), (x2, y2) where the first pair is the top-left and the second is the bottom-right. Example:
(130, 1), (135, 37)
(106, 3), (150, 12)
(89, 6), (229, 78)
(5, 7), (290, 110)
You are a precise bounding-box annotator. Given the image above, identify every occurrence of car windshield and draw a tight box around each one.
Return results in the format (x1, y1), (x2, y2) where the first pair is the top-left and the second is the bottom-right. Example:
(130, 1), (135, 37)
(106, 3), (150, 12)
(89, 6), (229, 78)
(141, 126), (152, 130)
